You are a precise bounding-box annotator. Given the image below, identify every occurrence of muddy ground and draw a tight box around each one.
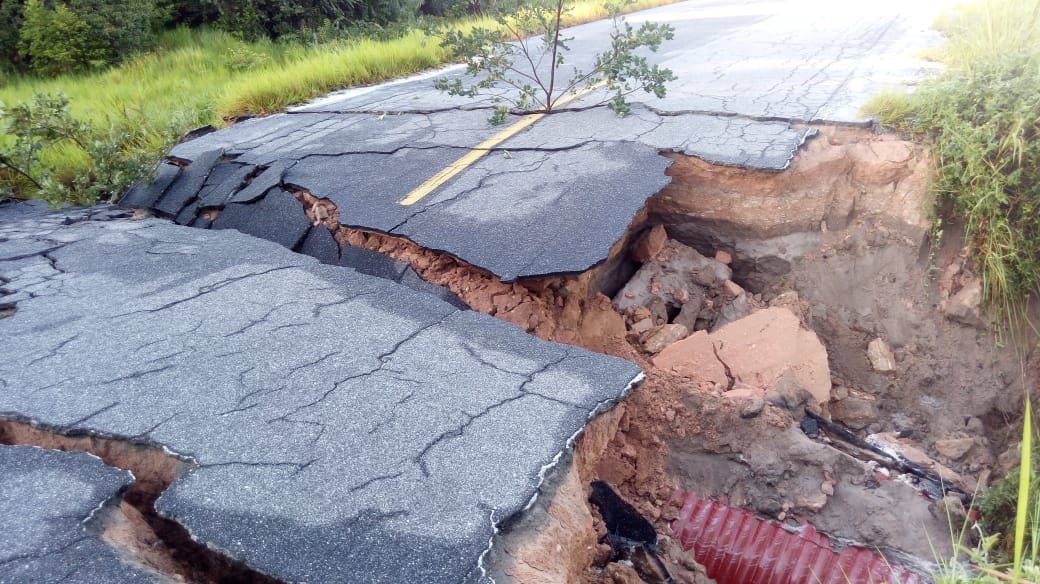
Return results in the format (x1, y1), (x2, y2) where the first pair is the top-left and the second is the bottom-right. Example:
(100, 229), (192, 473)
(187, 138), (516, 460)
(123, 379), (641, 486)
(295, 126), (1037, 583)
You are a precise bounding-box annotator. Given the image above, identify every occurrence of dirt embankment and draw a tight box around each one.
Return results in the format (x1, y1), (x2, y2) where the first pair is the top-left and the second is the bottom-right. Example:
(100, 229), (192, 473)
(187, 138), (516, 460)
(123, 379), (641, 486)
(296, 126), (1037, 583)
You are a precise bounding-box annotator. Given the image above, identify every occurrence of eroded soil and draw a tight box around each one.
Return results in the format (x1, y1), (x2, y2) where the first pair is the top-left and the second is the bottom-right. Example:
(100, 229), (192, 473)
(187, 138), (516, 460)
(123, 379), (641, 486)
(294, 126), (1037, 583)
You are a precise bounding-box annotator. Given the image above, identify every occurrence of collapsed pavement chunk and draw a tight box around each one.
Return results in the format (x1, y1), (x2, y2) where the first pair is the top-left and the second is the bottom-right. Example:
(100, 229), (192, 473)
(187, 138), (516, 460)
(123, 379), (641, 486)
(0, 445), (156, 584)
(0, 215), (641, 583)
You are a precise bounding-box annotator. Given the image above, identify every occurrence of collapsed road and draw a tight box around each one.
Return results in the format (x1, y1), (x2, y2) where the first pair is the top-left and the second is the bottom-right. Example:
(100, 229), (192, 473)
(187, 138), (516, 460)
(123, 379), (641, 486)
(0, 204), (640, 583)
(4, 0), (1036, 583)
(121, 0), (946, 281)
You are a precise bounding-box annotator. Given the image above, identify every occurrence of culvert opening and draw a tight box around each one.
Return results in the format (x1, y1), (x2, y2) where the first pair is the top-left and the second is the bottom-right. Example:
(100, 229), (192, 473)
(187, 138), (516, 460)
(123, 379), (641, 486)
(0, 418), (285, 584)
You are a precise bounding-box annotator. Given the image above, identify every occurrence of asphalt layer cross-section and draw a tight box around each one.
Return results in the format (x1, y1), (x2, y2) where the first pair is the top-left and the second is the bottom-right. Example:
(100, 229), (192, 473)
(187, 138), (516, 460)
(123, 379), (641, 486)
(0, 445), (153, 584)
(122, 0), (951, 282)
(0, 204), (641, 583)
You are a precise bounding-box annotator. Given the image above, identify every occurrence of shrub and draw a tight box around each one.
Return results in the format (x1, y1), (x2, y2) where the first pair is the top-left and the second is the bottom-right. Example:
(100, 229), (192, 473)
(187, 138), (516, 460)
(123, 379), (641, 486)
(0, 93), (163, 206)
(867, 0), (1040, 322)
(18, 0), (97, 76)
(0, 0), (26, 73)
(16, 0), (160, 75)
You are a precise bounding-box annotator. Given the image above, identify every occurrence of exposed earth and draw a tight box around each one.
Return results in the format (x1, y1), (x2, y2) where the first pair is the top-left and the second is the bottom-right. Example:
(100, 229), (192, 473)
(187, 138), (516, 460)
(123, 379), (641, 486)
(2, 1), (1038, 583)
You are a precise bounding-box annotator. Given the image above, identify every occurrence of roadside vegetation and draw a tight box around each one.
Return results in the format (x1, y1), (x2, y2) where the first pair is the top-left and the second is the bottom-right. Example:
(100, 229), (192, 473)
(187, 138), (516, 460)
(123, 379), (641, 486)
(866, 0), (1040, 581)
(0, 0), (678, 206)
(936, 402), (1038, 583)
(867, 0), (1040, 327)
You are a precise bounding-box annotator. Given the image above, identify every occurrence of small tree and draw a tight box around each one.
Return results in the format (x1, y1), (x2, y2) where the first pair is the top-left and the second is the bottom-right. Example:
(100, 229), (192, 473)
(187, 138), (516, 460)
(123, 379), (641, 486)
(432, 0), (675, 123)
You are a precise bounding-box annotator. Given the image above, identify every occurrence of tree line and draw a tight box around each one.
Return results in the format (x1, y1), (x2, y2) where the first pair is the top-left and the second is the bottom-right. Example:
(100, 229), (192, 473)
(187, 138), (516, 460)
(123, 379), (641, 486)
(0, 0), (448, 77)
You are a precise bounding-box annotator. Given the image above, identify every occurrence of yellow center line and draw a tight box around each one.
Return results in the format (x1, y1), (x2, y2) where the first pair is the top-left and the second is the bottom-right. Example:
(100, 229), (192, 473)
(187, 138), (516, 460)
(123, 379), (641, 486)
(398, 84), (602, 206)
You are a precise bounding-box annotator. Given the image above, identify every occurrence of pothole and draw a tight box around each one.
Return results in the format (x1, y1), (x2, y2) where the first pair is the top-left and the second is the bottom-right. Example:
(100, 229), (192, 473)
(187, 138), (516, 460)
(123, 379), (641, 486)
(284, 125), (1033, 583)
(0, 418), (285, 584)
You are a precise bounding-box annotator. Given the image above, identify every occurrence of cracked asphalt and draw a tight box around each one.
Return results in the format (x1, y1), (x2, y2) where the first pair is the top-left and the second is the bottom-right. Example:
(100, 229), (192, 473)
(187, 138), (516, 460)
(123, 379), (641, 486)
(0, 204), (640, 583)
(123, 0), (951, 281)
(0, 445), (152, 583)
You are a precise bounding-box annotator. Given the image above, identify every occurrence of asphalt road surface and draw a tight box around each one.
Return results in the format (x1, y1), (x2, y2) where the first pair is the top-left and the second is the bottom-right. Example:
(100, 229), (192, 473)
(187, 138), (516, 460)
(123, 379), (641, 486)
(125, 0), (950, 281)
(0, 203), (640, 583)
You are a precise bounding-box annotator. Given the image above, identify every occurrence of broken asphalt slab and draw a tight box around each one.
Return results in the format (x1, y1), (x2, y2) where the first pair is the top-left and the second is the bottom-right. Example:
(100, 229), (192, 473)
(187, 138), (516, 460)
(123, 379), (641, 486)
(130, 0), (950, 283)
(0, 205), (642, 583)
(0, 445), (153, 584)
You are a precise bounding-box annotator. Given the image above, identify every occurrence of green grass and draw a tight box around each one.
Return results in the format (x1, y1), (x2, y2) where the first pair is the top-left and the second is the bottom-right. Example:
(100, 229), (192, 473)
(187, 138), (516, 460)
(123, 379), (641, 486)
(864, 0), (1040, 325)
(932, 401), (1038, 583)
(0, 0), (681, 204)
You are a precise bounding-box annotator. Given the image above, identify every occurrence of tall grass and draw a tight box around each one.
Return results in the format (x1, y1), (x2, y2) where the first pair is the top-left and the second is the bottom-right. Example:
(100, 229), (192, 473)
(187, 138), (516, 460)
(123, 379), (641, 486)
(216, 30), (450, 118)
(1014, 400), (1034, 581)
(865, 0), (1040, 324)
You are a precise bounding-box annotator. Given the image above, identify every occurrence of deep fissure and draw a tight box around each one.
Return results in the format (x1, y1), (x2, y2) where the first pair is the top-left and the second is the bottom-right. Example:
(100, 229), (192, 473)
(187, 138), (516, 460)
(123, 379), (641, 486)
(279, 124), (1029, 583)
(0, 418), (286, 584)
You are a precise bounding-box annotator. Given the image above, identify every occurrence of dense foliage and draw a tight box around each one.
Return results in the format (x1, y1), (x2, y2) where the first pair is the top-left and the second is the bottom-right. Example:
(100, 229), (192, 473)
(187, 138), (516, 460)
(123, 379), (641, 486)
(0, 0), (429, 75)
(0, 93), (165, 206)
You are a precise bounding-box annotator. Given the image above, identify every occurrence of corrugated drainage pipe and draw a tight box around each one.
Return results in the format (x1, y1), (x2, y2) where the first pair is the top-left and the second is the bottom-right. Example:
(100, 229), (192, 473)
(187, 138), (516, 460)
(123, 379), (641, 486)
(670, 492), (923, 584)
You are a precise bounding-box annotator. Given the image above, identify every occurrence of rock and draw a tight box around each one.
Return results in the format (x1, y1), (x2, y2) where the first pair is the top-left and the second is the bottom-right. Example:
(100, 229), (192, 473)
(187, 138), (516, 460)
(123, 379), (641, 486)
(672, 292), (704, 331)
(631, 225), (668, 263)
(647, 296), (669, 325)
(867, 338), (896, 372)
(692, 267), (717, 287)
(831, 385), (849, 400)
(796, 491), (828, 512)
(829, 394), (879, 430)
(740, 397), (765, 419)
(655, 307), (832, 407)
(931, 495), (967, 528)
(934, 437), (975, 461)
(723, 280), (744, 297)
(630, 318), (655, 334)
(943, 278), (984, 328)
(768, 290), (809, 324)
(614, 240), (731, 311)
(715, 250), (732, 265)
(604, 562), (645, 584)
(821, 479), (835, 496)
(641, 324), (690, 354)
(632, 306), (653, 322)
(713, 292), (750, 331)
(764, 369), (817, 414)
